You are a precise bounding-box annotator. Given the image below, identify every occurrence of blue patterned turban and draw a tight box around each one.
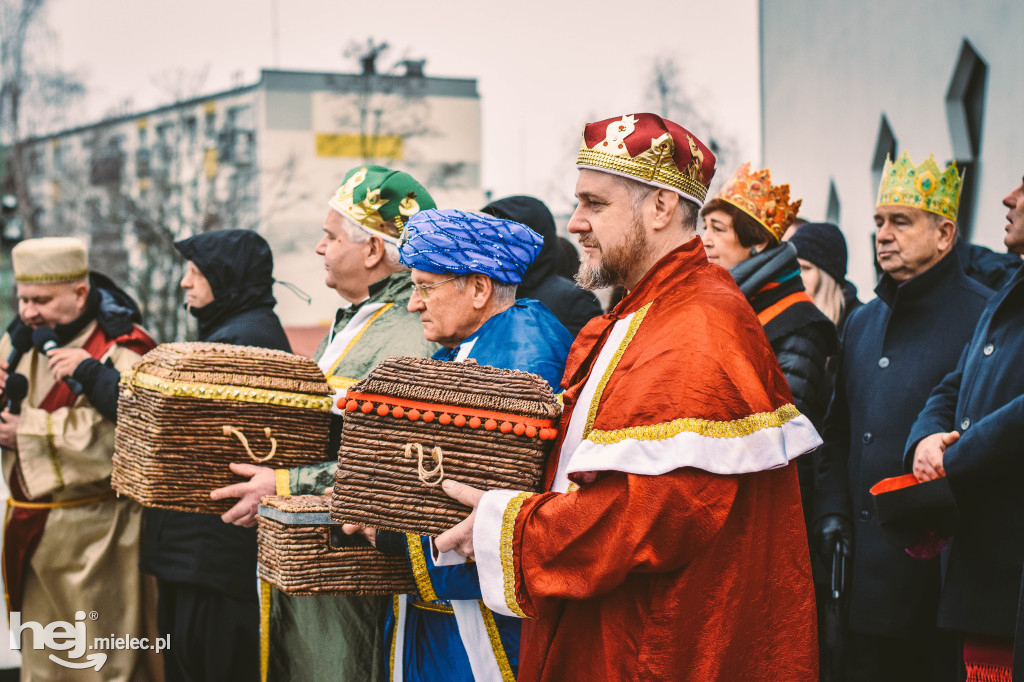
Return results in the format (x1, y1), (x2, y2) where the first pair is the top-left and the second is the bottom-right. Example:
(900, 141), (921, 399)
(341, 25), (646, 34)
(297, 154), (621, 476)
(398, 208), (544, 284)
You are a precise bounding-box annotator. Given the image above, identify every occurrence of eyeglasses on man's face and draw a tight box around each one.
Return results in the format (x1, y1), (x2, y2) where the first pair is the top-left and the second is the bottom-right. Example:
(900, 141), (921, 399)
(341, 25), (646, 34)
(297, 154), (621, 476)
(411, 275), (462, 301)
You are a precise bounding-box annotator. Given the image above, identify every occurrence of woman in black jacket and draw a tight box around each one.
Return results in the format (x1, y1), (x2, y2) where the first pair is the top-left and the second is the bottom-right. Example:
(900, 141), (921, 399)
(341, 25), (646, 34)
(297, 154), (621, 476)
(143, 229), (290, 682)
(700, 165), (837, 522)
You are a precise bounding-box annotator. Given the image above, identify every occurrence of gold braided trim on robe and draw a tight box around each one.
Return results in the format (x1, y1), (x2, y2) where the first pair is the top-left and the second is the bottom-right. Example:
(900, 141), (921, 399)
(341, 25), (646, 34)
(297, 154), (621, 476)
(587, 403), (803, 444)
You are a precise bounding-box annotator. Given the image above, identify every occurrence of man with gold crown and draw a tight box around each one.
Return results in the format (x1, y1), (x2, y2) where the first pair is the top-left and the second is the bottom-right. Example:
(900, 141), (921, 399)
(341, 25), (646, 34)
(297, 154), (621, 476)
(210, 166), (439, 681)
(905, 175), (1024, 681)
(814, 153), (992, 681)
(0, 237), (158, 681)
(432, 113), (821, 680)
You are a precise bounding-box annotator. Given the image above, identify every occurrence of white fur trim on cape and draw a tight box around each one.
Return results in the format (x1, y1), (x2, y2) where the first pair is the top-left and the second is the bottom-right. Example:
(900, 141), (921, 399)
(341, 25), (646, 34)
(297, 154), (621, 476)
(566, 412), (822, 478)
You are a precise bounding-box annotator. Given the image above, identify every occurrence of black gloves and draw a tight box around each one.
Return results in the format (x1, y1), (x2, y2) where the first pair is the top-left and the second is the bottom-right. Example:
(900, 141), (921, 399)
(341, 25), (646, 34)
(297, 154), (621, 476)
(814, 514), (852, 560)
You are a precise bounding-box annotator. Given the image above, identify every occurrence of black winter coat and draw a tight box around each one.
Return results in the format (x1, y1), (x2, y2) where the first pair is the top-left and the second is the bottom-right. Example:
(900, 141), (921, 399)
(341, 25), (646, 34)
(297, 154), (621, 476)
(958, 239), (1021, 292)
(815, 249), (991, 636)
(482, 195), (603, 337)
(141, 229), (291, 600)
(730, 243), (837, 530)
(906, 262), (1024, 638)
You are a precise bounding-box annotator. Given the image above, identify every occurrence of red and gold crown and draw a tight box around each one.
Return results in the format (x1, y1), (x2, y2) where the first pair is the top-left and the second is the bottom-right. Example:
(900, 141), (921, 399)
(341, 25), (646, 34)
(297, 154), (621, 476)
(716, 162), (801, 242)
(576, 113), (716, 206)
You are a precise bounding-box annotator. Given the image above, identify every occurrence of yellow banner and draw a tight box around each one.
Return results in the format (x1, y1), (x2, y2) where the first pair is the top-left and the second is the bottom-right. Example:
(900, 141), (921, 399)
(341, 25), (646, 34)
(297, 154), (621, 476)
(204, 148), (218, 179)
(315, 133), (403, 160)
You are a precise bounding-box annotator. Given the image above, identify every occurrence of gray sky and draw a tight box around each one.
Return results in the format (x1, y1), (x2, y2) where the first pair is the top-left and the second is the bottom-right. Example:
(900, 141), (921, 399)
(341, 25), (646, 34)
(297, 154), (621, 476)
(45, 0), (760, 211)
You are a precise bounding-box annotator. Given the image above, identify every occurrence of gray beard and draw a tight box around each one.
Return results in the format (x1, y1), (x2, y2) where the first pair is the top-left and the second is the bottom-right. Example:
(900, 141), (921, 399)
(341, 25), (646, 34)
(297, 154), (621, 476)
(574, 213), (650, 291)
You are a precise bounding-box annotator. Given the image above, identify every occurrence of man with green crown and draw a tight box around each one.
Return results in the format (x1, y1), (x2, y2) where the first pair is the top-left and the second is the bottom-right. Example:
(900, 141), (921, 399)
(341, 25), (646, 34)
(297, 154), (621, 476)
(210, 165), (440, 681)
(814, 152), (991, 680)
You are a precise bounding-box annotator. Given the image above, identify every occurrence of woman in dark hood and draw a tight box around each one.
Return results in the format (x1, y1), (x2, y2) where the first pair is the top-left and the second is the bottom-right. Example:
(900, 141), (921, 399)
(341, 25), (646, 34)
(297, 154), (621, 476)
(143, 229), (290, 682)
(173, 228), (290, 349)
(481, 195), (603, 337)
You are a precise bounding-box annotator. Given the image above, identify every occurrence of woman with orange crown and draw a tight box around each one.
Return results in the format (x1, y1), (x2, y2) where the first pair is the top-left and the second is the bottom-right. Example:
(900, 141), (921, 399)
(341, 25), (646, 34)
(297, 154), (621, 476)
(700, 162), (837, 533)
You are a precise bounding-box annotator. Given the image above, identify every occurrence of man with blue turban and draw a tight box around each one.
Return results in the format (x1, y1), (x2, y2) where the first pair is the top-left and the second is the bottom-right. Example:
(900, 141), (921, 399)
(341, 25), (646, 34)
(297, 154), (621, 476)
(346, 208), (573, 681)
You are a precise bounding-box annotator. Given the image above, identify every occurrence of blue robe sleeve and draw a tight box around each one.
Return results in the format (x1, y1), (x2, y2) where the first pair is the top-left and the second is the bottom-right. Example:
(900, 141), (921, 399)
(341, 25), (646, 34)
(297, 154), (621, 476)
(404, 535), (482, 602)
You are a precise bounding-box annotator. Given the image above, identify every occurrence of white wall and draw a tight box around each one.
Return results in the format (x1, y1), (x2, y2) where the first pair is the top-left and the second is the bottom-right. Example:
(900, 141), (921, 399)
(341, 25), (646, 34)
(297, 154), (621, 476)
(760, 0), (1024, 297)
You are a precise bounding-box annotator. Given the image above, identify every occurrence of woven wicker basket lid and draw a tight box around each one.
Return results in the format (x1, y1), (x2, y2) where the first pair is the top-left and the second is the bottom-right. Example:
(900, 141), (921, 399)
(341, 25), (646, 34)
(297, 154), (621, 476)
(122, 342), (333, 397)
(349, 357), (560, 420)
(258, 495), (333, 525)
(261, 494), (330, 514)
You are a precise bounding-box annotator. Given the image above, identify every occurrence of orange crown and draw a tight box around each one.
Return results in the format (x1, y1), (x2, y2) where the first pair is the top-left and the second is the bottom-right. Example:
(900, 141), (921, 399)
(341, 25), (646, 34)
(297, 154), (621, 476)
(716, 162), (801, 242)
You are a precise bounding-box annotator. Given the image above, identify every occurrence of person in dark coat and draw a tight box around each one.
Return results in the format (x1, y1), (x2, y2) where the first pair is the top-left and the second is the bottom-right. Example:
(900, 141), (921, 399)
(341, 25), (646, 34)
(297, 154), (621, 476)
(905, 175), (1024, 680)
(700, 164), (837, 537)
(814, 153), (991, 682)
(956, 238), (1021, 291)
(144, 229), (291, 681)
(481, 195), (603, 337)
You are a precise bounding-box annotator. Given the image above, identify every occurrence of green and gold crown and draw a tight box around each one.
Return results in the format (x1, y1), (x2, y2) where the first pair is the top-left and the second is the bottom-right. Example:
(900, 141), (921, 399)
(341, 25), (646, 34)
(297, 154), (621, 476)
(329, 165), (435, 245)
(876, 152), (963, 221)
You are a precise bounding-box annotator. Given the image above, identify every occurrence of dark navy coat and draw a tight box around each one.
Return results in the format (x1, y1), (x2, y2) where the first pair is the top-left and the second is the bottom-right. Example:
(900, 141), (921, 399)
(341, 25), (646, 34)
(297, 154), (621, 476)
(815, 249), (991, 636)
(906, 262), (1024, 638)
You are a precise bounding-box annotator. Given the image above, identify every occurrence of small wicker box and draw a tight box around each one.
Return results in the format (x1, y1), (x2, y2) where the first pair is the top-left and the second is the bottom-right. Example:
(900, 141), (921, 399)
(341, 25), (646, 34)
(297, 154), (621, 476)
(258, 495), (416, 596)
(330, 357), (560, 536)
(113, 342), (333, 513)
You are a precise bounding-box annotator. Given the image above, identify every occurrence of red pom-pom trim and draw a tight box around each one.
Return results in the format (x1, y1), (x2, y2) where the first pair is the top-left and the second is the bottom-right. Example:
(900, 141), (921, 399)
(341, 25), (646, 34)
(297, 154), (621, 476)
(377, 404), (390, 416)
(361, 401), (374, 414)
(345, 399), (359, 412)
(408, 409), (421, 421)
(525, 426), (538, 438)
(422, 411), (436, 422)
(468, 416), (482, 429)
(484, 419), (497, 431)
(392, 406), (405, 418)
(453, 415), (466, 427)
(499, 421), (513, 434)
(513, 423), (526, 436)
(439, 413), (452, 425)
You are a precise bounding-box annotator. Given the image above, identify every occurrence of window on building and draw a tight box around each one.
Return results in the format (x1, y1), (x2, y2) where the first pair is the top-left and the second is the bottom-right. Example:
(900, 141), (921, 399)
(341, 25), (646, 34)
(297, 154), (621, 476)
(871, 115), (897, 197)
(825, 179), (840, 225)
(946, 39), (987, 241)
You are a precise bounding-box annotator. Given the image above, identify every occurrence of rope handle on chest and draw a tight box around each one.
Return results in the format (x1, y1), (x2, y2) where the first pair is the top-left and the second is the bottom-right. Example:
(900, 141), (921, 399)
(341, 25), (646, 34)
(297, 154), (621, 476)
(222, 425), (278, 463)
(403, 443), (444, 486)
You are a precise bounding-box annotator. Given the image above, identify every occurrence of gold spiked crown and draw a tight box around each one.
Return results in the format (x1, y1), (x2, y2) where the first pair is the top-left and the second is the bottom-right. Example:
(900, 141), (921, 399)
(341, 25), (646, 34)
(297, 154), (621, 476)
(876, 152), (962, 221)
(716, 162), (801, 242)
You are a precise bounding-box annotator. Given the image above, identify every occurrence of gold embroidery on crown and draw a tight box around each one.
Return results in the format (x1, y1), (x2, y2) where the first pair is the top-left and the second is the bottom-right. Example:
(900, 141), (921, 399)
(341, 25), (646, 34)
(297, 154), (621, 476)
(577, 140), (708, 202)
(717, 162), (801, 242)
(876, 152), (963, 220)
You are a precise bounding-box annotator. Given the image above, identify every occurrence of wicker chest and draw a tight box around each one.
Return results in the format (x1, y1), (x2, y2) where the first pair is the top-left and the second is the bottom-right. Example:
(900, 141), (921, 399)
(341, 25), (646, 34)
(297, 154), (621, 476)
(257, 495), (416, 595)
(330, 357), (560, 536)
(113, 342), (333, 513)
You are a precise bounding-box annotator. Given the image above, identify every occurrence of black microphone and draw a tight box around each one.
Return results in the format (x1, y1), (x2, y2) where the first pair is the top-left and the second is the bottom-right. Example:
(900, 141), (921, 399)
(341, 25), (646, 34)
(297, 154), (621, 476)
(5, 373), (28, 415)
(5, 324), (34, 373)
(31, 327), (84, 396)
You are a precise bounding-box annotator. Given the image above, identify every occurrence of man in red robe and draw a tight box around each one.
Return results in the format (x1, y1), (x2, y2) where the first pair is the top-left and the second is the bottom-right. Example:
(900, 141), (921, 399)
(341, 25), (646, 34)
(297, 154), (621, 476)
(436, 113), (820, 681)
